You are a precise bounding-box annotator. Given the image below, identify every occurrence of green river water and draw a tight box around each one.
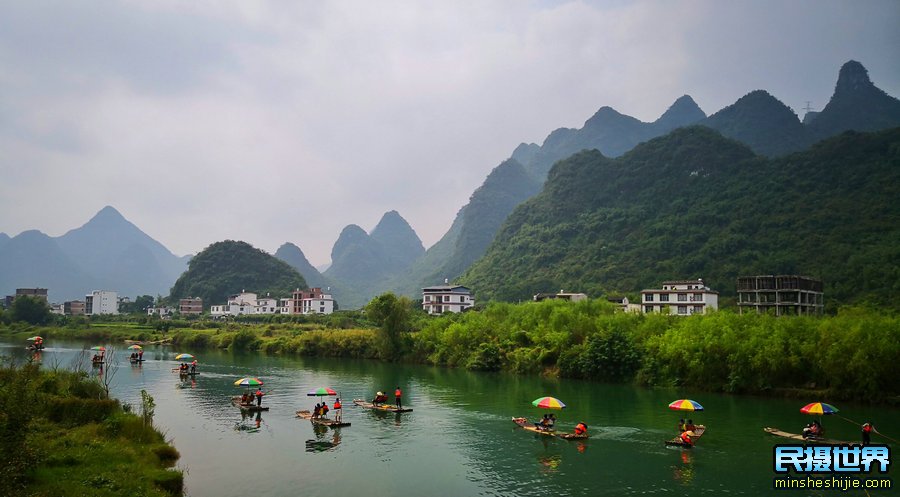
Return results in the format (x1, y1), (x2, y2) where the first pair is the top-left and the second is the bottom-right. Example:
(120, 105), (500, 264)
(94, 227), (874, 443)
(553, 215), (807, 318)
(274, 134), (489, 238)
(7, 340), (897, 496)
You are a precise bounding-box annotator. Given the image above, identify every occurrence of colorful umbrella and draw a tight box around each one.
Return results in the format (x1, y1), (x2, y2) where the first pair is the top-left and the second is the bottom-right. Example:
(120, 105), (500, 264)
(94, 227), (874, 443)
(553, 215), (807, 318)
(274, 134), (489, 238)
(307, 387), (338, 396)
(128, 344), (143, 350)
(234, 377), (264, 387)
(27, 336), (42, 341)
(532, 397), (566, 409)
(668, 399), (704, 411)
(800, 402), (839, 415)
(174, 353), (194, 360)
(91, 346), (106, 352)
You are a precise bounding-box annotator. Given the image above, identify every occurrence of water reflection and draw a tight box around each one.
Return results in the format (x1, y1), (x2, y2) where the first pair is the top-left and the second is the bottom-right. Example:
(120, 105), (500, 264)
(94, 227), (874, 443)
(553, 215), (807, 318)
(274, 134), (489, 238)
(235, 411), (265, 433)
(672, 449), (694, 485)
(305, 421), (342, 452)
(538, 454), (561, 474)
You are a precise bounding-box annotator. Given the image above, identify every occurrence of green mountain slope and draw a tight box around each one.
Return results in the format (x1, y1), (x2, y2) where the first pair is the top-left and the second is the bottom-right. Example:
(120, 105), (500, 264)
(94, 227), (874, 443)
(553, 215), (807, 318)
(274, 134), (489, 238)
(462, 126), (900, 308)
(169, 240), (307, 305)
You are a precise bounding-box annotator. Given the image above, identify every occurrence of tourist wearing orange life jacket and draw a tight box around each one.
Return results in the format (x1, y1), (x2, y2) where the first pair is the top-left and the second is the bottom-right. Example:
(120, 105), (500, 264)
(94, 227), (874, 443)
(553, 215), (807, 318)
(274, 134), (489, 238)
(680, 430), (694, 446)
(334, 398), (342, 422)
(395, 387), (402, 409)
(255, 389), (264, 406)
(574, 422), (588, 436)
(862, 422), (874, 445)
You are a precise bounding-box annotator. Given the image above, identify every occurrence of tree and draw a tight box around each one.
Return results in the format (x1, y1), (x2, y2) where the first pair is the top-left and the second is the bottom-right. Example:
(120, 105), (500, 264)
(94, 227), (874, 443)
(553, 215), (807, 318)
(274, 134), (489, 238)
(9, 296), (52, 325)
(365, 293), (411, 360)
(120, 295), (155, 314)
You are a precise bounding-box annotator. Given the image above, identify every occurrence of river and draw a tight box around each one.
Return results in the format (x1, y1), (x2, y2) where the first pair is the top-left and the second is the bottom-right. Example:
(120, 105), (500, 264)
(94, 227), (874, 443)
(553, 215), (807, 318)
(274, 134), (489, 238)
(6, 340), (897, 496)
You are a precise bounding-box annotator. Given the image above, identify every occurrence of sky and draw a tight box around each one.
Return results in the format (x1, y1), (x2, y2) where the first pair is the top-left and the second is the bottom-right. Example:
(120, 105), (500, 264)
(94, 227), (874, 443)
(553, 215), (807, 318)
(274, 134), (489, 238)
(1, 0), (898, 266)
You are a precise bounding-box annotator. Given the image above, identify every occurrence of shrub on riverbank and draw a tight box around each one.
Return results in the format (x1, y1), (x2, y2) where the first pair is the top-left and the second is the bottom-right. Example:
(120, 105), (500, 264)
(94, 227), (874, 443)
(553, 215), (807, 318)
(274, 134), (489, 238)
(411, 300), (900, 402)
(0, 360), (182, 495)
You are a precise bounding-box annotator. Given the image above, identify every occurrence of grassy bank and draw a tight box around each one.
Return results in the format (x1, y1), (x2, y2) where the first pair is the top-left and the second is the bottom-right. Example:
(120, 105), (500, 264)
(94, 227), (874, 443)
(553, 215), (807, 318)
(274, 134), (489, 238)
(0, 359), (182, 496)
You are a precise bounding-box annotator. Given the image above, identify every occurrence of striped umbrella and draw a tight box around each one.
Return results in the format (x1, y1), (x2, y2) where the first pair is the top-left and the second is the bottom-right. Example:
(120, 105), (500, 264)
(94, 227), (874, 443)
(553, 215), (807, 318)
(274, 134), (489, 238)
(532, 397), (566, 409)
(668, 399), (704, 411)
(128, 345), (142, 350)
(800, 402), (839, 415)
(307, 387), (338, 396)
(174, 353), (194, 360)
(90, 346), (106, 352)
(234, 377), (264, 387)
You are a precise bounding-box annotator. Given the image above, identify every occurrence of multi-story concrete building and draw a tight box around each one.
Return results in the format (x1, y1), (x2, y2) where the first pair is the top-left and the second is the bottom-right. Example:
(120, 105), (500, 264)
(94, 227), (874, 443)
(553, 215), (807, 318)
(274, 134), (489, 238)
(64, 300), (85, 316)
(641, 279), (718, 316)
(4, 288), (49, 307)
(422, 284), (475, 315)
(736, 275), (824, 316)
(85, 290), (119, 315)
(210, 291), (258, 317)
(279, 288), (335, 315)
(179, 297), (203, 315)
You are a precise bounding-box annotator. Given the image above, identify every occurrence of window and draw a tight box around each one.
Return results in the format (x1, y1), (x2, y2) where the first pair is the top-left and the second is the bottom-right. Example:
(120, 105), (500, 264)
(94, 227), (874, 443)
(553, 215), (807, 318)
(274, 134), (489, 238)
(645, 305), (653, 313)
(660, 294), (669, 302)
(678, 305), (687, 315)
(693, 305), (703, 314)
(677, 294), (687, 302)
(645, 294), (654, 302)
(435, 305), (442, 313)
(443, 295), (450, 302)
(692, 293), (702, 302)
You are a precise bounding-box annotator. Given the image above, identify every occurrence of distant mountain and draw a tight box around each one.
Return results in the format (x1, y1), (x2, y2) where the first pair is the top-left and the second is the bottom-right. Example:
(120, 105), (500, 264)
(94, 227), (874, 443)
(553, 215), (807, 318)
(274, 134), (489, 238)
(703, 90), (806, 157)
(369, 210), (426, 273)
(806, 60), (900, 141)
(169, 240), (307, 305)
(0, 206), (186, 301)
(388, 95), (708, 297)
(391, 61), (900, 302)
(462, 126), (900, 309)
(0, 233), (9, 251)
(324, 211), (424, 308)
(274, 243), (327, 289)
(0, 230), (99, 301)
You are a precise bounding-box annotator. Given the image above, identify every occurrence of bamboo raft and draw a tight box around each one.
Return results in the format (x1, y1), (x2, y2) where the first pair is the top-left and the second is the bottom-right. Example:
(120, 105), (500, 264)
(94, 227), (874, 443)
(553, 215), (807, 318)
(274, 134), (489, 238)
(231, 396), (269, 412)
(353, 399), (412, 413)
(511, 417), (588, 439)
(665, 425), (707, 448)
(296, 410), (351, 427)
(764, 427), (852, 445)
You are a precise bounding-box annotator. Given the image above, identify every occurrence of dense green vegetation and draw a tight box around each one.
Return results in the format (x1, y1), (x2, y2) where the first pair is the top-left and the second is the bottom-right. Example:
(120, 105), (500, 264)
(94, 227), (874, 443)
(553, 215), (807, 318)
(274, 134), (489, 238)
(412, 299), (899, 402)
(463, 126), (900, 309)
(169, 240), (307, 305)
(0, 360), (182, 496)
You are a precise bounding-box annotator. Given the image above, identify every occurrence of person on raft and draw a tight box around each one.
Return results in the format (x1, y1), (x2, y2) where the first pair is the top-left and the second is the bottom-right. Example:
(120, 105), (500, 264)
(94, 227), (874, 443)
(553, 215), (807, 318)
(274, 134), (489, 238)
(333, 398), (342, 423)
(677, 419), (686, 432)
(372, 391), (387, 406)
(685, 419), (696, 432)
(535, 414), (552, 431)
(680, 429), (695, 446)
(862, 422), (874, 445)
(313, 403), (321, 419)
(255, 388), (264, 406)
(574, 422), (588, 437)
(802, 420), (823, 439)
(395, 386), (402, 409)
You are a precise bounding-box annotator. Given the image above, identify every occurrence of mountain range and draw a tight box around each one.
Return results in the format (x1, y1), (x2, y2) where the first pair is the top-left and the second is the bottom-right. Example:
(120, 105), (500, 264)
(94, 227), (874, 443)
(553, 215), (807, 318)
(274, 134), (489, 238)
(461, 125), (900, 308)
(4, 60), (899, 309)
(0, 206), (188, 302)
(378, 60), (900, 303)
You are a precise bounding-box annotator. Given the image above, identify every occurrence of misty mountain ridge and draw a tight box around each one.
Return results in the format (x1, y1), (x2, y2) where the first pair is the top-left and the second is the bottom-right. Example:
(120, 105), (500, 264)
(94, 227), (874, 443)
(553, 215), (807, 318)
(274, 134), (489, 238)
(0, 206), (187, 301)
(323, 210), (424, 308)
(385, 60), (900, 304)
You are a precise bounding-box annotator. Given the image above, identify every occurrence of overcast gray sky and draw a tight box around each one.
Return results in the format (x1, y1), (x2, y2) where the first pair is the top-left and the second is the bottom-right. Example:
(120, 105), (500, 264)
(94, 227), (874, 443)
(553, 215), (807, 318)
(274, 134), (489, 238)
(1, 0), (898, 265)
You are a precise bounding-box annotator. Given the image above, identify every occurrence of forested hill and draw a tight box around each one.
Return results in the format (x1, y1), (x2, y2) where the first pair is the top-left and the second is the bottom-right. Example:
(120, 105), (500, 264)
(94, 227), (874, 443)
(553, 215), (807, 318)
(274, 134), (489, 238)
(462, 126), (900, 309)
(169, 240), (307, 305)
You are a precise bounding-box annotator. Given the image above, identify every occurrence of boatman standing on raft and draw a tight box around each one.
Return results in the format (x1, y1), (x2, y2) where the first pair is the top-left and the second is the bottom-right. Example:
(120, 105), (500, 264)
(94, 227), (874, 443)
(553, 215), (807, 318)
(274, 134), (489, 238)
(395, 386), (402, 409)
(255, 388), (264, 407)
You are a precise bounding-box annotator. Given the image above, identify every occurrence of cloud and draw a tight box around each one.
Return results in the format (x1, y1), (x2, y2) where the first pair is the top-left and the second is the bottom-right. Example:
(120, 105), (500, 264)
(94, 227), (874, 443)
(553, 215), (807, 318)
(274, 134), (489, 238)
(0, 0), (897, 265)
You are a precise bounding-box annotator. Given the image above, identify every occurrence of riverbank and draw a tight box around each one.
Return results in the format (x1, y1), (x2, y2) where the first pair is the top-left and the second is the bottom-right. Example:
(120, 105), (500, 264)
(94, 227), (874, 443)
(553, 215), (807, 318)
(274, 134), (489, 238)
(0, 360), (183, 496)
(3, 301), (897, 403)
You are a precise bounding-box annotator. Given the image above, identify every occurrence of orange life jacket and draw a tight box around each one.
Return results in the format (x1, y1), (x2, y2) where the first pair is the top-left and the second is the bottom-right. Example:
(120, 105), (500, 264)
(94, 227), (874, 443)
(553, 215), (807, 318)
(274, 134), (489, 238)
(680, 431), (692, 444)
(863, 423), (872, 433)
(575, 423), (587, 435)
(395, 389), (402, 397)
(334, 401), (341, 409)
